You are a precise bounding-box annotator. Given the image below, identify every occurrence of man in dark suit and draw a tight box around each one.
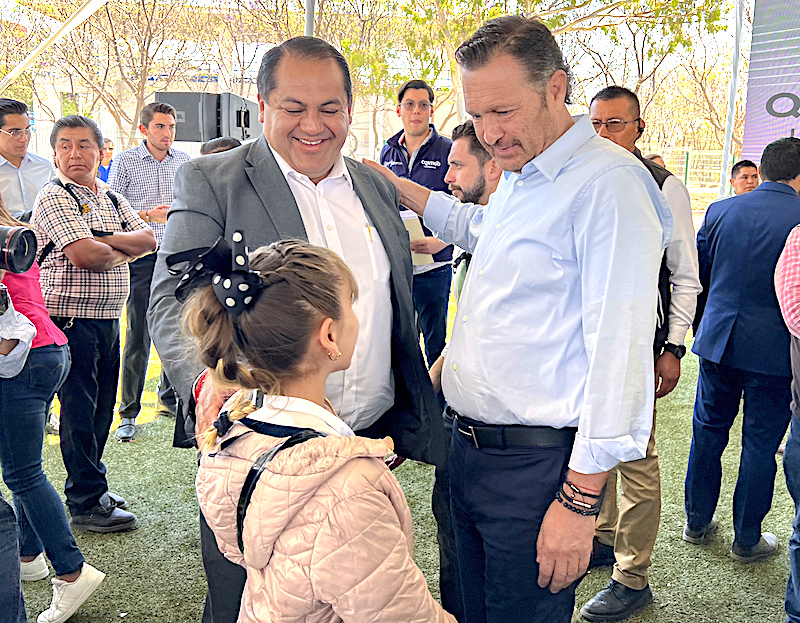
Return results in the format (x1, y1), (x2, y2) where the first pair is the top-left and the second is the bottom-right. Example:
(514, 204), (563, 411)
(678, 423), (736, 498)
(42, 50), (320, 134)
(685, 137), (800, 563)
(148, 37), (445, 623)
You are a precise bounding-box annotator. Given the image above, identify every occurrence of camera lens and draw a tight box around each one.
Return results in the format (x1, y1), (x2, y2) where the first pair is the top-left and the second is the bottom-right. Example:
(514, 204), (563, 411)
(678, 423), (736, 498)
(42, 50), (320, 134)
(0, 226), (38, 273)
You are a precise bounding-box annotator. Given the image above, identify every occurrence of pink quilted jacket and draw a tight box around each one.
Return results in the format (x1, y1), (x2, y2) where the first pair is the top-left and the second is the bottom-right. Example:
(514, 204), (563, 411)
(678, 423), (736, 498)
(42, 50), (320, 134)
(196, 426), (456, 623)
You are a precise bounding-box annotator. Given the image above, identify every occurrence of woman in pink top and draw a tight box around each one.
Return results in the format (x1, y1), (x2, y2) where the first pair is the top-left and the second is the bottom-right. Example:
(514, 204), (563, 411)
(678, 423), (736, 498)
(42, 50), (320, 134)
(0, 199), (103, 623)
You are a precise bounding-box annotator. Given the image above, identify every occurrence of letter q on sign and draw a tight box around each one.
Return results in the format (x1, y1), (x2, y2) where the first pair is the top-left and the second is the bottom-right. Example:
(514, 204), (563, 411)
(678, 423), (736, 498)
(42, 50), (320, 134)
(766, 93), (800, 118)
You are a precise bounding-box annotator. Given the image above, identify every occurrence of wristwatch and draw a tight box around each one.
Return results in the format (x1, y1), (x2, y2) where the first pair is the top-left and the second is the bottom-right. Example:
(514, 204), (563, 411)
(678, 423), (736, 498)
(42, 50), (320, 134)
(662, 343), (687, 359)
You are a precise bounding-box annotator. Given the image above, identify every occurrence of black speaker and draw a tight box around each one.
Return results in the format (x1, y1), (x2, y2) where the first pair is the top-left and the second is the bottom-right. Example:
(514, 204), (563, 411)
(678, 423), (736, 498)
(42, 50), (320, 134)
(155, 92), (259, 143)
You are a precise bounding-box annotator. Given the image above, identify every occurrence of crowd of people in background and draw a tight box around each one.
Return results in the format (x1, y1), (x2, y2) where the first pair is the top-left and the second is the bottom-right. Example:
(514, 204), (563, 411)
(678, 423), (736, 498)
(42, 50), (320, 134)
(1, 14), (800, 623)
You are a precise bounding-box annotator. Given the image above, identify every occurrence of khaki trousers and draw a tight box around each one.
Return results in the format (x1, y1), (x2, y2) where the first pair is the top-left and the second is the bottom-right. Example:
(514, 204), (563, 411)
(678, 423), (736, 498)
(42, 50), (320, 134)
(595, 409), (660, 590)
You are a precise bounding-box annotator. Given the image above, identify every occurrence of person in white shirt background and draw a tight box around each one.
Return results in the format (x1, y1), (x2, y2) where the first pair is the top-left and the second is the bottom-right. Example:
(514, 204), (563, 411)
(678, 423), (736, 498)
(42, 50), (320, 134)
(0, 99), (55, 219)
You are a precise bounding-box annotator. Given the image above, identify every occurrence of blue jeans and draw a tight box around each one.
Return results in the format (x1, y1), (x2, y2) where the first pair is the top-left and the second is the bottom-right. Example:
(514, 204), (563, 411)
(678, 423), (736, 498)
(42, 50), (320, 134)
(785, 415), (800, 622)
(0, 344), (84, 576)
(0, 491), (26, 622)
(413, 265), (452, 365)
(685, 358), (791, 548)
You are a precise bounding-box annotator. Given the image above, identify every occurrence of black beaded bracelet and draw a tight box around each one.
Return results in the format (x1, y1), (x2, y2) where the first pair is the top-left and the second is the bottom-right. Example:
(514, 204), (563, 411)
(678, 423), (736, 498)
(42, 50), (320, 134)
(555, 489), (603, 516)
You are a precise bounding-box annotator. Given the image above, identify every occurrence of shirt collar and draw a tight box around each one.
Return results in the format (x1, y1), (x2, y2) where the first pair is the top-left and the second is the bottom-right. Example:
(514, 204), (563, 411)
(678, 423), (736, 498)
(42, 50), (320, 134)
(0, 152), (34, 169)
(400, 124), (434, 152)
(244, 395), (355, 437)
(268, 143), (352, 189)
(56, 168), (108, 193)
(136, 140), (173, 161)
(510, 114), (593, 183)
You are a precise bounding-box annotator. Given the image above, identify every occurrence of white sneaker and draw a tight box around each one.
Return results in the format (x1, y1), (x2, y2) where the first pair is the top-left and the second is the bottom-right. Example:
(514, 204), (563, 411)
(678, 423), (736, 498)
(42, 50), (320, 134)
(21, 553), (49, 581)
(37, 563), (105, 623)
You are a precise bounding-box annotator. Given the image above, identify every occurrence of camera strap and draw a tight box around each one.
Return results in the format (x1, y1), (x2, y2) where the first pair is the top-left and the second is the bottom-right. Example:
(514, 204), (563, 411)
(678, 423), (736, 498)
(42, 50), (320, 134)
(37, 179), (123, 265)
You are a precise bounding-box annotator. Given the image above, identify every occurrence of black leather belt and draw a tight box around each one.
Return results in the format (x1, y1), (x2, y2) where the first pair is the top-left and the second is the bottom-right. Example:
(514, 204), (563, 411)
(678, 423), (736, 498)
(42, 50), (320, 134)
(447, 406), (576, 449)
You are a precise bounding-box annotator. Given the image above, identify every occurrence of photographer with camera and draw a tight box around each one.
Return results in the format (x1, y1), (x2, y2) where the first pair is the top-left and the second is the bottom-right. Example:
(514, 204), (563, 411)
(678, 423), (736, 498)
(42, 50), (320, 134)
(0, 197), (105, 623)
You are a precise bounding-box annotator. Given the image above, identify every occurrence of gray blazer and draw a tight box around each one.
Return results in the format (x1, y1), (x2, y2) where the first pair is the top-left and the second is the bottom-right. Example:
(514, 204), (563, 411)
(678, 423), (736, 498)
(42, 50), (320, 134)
(148, 136), (445, 465)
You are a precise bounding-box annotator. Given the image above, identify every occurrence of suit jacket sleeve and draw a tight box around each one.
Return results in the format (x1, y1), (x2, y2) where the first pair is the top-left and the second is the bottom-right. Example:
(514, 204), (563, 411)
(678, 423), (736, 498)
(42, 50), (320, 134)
(693, 210), (711, 335)
(148, 159), (227, 446)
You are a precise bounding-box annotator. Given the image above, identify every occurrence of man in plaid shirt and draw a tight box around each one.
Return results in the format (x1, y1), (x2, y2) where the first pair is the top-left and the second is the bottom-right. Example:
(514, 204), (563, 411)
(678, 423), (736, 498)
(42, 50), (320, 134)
(109, 102), (190, 441)
(33, 115), (156, 533)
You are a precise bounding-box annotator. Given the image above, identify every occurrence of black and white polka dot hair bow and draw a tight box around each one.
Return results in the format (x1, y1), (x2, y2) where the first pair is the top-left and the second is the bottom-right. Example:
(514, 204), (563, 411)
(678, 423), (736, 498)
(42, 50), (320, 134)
(166, 232), (265, 316)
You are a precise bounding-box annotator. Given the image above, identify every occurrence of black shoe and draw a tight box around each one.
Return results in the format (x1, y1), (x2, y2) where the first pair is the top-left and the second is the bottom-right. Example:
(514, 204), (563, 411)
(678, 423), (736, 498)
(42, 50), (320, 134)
(580, 579), (653, 622)
(116, 417), (136, 442)
(70, 503), (137, 533)
(100, 491), (127, 510)
(589, 537), (616, 569)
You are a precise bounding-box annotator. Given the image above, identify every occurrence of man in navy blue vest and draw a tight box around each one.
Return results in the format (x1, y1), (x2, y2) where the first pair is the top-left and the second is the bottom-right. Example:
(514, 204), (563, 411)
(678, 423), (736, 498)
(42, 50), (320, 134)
(380, 80), (453, 365)
(685, 137), (800, 563)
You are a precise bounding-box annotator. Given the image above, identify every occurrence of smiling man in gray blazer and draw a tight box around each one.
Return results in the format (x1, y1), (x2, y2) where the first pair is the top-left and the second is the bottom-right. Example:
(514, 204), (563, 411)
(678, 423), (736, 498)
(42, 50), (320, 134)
(148, 37), (445, 623)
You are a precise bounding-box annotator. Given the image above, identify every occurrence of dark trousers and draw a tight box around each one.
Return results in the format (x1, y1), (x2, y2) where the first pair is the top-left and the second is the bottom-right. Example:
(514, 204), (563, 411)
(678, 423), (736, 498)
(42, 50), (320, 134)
(784, 414), (800, 622)
(54, 317), (120, 515)
(433, 409), (464, 621)
(413, 265), (452, 365)
(200, 510), (246, 623)
(449, 425), (575, 623)
(685, 358), (791, 548)
(120, 254), (176, 419)
(0, 491), (26, 623)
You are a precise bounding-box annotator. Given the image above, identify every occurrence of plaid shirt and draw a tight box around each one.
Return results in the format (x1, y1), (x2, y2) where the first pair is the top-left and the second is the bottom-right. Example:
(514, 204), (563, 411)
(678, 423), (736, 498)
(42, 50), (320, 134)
(108, 141), (190, 244)
(777, 225), (800, 338)
(33, 172), (149, 319)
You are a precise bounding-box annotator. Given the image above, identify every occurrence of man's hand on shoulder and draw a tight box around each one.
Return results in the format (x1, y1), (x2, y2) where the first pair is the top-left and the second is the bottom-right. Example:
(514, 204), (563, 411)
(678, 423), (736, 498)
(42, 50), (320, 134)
(362, 158), (431, 216)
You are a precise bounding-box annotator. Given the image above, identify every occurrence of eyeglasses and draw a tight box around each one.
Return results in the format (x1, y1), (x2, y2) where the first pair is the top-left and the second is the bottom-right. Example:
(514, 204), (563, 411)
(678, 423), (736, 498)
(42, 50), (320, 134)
(591, 118), (640, 133)
(401, 100), (432, 111)
(0, 126), (33, 140)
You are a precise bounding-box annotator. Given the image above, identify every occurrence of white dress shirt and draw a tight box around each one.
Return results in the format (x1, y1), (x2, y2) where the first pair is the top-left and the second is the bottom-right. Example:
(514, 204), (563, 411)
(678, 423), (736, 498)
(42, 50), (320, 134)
(270, 147), (394, 432)
(0, 152), (55, 216)
(423, 115), (672, 474)
(661, 175), (702, 346)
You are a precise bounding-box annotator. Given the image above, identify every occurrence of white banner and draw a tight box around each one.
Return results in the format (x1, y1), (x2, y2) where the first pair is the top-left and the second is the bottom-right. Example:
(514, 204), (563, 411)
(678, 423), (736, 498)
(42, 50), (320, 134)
(741, 0), (800, 162)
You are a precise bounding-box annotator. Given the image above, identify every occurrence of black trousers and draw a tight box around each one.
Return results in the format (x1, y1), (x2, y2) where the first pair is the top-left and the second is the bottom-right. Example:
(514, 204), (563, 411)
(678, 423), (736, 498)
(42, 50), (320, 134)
(53, 317), (119, 515)
(120, 253), (176, 419)
(449, 425), (576, 623)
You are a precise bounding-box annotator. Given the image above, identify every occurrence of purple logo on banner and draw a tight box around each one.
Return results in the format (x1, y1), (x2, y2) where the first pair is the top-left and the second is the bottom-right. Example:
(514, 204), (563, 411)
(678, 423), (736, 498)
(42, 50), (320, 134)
(741, 1), (800, 163)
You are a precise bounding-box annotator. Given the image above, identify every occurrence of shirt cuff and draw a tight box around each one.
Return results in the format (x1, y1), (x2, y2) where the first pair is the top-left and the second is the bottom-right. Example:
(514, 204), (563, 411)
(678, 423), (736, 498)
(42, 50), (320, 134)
(422, 191), (457, 235)
(567, 433), (647, 474)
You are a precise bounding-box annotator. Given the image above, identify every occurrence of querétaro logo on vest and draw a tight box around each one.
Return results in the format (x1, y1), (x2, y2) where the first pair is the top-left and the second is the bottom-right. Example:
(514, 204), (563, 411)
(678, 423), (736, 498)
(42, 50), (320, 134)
(420, 159), (442, 169)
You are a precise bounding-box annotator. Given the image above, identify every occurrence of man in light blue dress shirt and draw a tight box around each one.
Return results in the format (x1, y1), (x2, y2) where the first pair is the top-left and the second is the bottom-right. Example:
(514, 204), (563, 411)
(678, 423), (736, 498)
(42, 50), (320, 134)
(0, 99), (55, 218)
(366, 16), (671, 623)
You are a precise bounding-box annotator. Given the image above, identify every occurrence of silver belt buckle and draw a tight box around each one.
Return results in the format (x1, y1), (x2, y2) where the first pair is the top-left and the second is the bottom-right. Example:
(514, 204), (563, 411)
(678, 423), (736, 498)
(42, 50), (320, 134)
(457, 421), (480, 448)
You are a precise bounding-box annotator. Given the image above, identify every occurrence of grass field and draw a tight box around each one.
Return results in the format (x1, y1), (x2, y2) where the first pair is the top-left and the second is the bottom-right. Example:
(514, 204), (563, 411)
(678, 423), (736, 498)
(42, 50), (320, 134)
(6, 340), (797, 622)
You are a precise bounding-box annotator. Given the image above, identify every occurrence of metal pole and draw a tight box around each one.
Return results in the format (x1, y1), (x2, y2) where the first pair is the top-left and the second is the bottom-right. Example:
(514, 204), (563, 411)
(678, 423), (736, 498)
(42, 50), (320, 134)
(0, 0), (109, 95)
(305, 0), (316, 36)
(718, 0), (744, 198)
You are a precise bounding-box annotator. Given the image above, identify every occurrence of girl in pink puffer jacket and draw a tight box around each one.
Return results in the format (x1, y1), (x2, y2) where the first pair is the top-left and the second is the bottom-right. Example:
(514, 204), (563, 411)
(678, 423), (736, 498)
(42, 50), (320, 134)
(184, 239), (455, 623)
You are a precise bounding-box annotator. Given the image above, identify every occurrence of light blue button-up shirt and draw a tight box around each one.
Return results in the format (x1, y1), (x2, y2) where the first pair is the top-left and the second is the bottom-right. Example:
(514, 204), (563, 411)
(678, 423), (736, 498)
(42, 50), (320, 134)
(0, 152), (55, 217)
(424, 115), (672, 474)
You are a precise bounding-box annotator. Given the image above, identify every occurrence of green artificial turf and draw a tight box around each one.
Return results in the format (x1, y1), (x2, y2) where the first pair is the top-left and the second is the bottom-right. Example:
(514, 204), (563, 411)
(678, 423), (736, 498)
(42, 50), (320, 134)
(5, 345), (795, 622)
